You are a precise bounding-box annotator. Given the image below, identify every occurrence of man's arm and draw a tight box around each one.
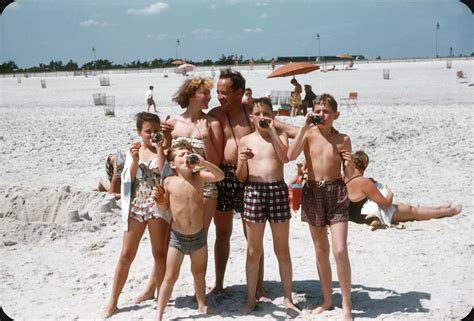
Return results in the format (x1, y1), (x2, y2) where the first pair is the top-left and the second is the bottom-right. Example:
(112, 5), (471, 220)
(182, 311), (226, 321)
(287, 115), (312, 160)
(273, 119), (298, 139)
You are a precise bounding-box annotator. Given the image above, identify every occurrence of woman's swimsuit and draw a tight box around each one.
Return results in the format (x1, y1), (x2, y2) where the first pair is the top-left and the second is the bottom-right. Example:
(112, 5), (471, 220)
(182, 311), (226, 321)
(172, 136), (218, 199)
(345, 175), (368, 223)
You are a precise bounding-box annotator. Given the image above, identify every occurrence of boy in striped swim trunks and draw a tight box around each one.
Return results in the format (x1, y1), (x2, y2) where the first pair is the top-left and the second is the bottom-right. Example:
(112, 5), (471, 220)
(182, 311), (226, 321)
(235, 97), (301, 316)
(288, 94), (354, 320)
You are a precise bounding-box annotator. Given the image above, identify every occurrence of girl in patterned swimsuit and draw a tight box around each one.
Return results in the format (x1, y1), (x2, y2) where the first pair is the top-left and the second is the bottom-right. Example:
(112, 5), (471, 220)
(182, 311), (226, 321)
(134, 76), (224, 303)
(103, 112), (171, 318)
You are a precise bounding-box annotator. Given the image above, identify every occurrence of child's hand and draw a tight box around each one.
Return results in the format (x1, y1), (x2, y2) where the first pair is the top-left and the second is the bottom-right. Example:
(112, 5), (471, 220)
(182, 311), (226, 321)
(239, 147), (254, 161)
(304, 113), (314, 127)
(161, 115), (174, 138)
(339, 150), (352, 167)
(196, 119), (209, 137)
(152, 184), (167, 205)
(130, 142), (141, 161)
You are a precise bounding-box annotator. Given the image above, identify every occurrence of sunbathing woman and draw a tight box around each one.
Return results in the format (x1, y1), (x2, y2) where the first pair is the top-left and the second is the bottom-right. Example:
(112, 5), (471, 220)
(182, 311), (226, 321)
(345, 150), (462, 229)
(134, 76), (223, 303)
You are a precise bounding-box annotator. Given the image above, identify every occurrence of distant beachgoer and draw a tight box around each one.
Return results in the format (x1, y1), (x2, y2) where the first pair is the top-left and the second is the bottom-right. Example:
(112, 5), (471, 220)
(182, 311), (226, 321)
(146, 85), (157, 112)
(154, 141), (224, 320)
(290, 78), (302, 117)
(242, 88), (255, 108)
(271, 58), (276, 71)
(249, 58), (255, 71)
(103, 112), (170, 318)
(345, 150), (463, 230)
(302, 84), (317, 116)
(94, 150), (124, 199)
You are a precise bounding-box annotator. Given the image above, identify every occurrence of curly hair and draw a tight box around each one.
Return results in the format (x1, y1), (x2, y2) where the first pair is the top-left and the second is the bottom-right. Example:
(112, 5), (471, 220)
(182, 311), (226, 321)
(352, 150), (369, 171)
(172, 76), (214, 108)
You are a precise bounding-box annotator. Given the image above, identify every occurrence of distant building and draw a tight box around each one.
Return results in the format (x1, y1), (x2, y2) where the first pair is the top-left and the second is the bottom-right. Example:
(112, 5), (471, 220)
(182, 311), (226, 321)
(277, 55), (365, 62)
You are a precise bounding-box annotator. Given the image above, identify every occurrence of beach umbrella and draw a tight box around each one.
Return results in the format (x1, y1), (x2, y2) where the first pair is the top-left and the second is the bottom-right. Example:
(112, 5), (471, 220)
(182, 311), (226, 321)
(175, 63), (195, 74)
(337, 54), (353, 59)
(0, 0), (15, 15)
(267, 62), (319, 79)
(171, 59), (186, 65)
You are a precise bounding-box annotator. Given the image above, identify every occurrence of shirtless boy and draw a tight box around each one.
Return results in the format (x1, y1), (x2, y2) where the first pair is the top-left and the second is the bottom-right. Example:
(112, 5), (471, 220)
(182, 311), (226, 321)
(288, 94), (354, 320)
(236, 98), (301, 316)
(154, 140), (224, 321)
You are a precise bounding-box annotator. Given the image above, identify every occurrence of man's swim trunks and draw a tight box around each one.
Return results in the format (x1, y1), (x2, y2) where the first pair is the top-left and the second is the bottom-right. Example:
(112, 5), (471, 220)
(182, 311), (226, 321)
(242, 180), (291, 223)
(216, 164), (245, 213)
(301, 178), (349, 227)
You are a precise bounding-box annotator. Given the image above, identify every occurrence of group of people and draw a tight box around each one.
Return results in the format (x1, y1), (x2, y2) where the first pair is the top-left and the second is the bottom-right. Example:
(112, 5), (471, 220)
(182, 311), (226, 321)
(290, 78), (317, 117)
(100, 69), (462, 321)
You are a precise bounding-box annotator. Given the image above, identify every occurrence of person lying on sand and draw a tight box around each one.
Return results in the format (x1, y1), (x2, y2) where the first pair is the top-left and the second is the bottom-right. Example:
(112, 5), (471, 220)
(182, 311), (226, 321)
(345, 150), (462, 230)
(94, 150), (124, 199)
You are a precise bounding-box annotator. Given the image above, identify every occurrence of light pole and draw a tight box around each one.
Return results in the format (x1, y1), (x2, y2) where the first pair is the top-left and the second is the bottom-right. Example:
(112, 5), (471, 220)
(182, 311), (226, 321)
(435, 22), (440, 58)
(316, 33), (321, 62)
(92, 47), (97, 72)
(175, 39), (180, 60)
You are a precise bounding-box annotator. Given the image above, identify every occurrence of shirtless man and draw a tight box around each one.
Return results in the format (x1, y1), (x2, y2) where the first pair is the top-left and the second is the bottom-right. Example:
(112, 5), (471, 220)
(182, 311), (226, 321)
(288, 93), (353, 320)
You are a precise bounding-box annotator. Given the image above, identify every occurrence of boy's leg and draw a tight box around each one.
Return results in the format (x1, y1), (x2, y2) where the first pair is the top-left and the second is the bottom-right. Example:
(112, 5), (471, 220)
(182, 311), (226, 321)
(103, 219), (146, 317)
(308, 225), (333, 314)
(155, 247), (185, 321)
(330, 222), (352, 320)
(134, 219), (170, 303)
(269, 221), (301, 315)
(210, 210), (233, 294)
(190, 245), (215, 314)
(241, 220), (265, 314)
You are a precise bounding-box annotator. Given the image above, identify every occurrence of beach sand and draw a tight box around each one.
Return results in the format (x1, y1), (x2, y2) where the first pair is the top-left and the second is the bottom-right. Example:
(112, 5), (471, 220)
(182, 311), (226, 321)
(0, 60), (472, 320)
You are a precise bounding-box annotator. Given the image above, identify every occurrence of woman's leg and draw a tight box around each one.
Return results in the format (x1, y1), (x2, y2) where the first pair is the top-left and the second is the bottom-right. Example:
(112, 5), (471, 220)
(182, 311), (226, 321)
(103, 219), (147, 317)
(393, 203), (462, 222)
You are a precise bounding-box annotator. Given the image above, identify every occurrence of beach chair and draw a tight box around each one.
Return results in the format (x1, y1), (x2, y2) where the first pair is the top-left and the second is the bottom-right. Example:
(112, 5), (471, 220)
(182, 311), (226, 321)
(340, 92), (360, 112)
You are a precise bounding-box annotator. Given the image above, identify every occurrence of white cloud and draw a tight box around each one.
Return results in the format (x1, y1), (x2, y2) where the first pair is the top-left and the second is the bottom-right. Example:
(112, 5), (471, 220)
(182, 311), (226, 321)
(192, 28), (223, 39)
(243, 27), (263, 33)
(127, 2), (169, 16)
(79, 19), (111, 28)
(260, 12), (268, 18)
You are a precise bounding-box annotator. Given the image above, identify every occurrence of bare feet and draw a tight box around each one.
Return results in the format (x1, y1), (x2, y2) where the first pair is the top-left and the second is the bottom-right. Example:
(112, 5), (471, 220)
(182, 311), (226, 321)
(283, 298), (301, 318)
(198, 305), (219, 315)
(134, 290), (155, 304)
(256, 290), (271, 303)
(239, 302), (256, 315)
(448, 204), (463, 217)
(102, 303), (117, 318)
(311, 302), (333, 314)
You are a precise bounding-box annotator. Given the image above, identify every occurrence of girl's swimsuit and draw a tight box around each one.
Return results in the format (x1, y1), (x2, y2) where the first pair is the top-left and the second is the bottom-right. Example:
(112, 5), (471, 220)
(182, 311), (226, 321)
(129, 159), (171, 224)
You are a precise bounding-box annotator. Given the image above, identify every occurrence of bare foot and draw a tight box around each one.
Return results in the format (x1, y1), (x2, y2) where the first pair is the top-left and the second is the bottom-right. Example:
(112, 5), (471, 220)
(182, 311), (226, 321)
(102, 303), (118, 318)
(256, 292), (271, 303)
(448, 204), (463, 216)
(343, 310), (353, 321)
(239, 302), (256, 315)
(198, 305), (219, 315)
(134, 290), (155, 304)
(284, 298), (301, 318)
(311, 303), (333, 314)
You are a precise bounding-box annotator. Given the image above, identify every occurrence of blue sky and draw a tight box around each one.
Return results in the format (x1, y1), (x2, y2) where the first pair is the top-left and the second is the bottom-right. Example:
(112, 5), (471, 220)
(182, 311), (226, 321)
(0, 0), (472, 68)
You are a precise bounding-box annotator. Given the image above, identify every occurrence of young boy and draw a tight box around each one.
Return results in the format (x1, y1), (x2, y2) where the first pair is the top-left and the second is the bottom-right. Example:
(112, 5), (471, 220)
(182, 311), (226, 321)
(236, 97), (301, 316)
(288, 94), (354, 320)
(154, 140), (224, 321)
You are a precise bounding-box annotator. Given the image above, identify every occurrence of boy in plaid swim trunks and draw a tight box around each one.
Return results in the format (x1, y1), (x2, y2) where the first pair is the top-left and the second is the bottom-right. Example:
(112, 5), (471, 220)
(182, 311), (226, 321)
(288, 93), (354, 320)
(235, 97), (300, 315)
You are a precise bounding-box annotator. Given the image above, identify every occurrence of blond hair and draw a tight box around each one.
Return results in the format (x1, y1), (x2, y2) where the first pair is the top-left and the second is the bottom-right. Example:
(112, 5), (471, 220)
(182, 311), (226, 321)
(172, 76), (214, 108)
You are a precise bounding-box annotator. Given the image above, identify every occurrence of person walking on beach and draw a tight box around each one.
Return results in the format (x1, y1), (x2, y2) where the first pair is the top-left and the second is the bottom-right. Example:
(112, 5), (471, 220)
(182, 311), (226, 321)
(271, 58), (276, 71)
(146, 85), (157, 112)
(103, 112), (170, 318)
(288, 94), (354, 320)
(290, 78), (302, 117)
(154, 140), (224, 320)
(236, 98), (301, 316)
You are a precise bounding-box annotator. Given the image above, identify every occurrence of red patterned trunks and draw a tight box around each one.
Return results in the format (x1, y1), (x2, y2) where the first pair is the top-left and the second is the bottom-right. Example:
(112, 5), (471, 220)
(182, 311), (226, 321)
(242, 180), (291, 223)
(301, 178), (349, 227)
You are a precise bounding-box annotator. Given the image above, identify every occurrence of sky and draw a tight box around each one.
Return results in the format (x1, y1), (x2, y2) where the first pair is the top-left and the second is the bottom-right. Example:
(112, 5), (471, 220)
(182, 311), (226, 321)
(0, 0), (472, 68)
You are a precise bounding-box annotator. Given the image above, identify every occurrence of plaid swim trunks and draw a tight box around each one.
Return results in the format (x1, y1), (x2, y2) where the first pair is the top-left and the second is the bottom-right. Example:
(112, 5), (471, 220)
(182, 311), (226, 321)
(242, 180), (291, 223)
(216, 164), (245, 213)
(301, 178), (349, 227)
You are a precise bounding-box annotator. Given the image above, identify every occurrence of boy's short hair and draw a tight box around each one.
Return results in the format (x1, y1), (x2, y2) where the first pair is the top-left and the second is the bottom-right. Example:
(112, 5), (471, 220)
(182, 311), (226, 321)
(149, 85), (154, 90)
(315, 93), (338, 112)
(219, 68), (246, 92)
(166, 140), (194, 162)
(172, 76), (214, 108)
(352, 150), (369, 171)
(252, 97), (273, 113)
(135, 112), (160, 131)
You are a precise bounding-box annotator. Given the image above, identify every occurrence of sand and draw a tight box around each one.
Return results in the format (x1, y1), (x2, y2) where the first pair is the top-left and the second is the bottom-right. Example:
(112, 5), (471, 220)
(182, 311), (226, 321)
(0, 59), (473, 320)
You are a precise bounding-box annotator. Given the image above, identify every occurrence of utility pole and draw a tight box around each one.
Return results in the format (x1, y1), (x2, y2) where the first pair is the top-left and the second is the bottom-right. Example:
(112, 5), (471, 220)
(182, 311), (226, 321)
(435, 22), (440, 58)
(92, 47), (97, 71)
(316, 33), (321, 62)
(175, 39), (180, 60)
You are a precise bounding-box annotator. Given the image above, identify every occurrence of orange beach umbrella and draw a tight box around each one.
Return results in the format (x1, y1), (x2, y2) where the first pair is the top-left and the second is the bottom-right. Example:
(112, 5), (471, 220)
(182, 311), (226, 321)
(267, 62), (319, 79)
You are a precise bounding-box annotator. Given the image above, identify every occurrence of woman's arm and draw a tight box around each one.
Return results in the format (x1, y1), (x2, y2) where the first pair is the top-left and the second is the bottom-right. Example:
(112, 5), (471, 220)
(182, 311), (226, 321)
(363, 180), (394, 210)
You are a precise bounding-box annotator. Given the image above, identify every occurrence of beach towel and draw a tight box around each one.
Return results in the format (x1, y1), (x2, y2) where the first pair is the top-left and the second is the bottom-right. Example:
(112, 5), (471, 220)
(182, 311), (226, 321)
(361, 181), (396, 226)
